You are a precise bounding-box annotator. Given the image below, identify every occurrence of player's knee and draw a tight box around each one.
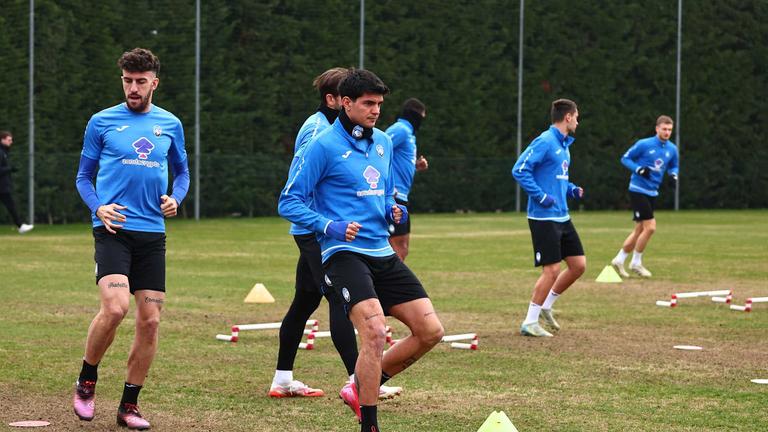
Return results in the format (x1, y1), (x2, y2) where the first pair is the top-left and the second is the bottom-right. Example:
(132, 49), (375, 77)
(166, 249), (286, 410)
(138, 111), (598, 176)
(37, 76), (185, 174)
(571, 260), (587, 277)
(422, 322), (445, 347)
(542, 265), (560, 280)
(101, 304), (128, 326)
(137, 315), (161, 335)
(361, 325), (388, 352)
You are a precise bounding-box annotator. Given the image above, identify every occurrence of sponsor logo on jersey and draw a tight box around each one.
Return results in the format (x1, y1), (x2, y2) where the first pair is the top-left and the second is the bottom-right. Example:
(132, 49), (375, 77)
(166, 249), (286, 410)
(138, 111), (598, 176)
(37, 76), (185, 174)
(342, 150), (352, 159)
(654, 158), (664, 170)
(556, 159), (570, 180)
(116, 125), (130, 132)
(132, 137), (155, 160)
(363, 166), (380, 188)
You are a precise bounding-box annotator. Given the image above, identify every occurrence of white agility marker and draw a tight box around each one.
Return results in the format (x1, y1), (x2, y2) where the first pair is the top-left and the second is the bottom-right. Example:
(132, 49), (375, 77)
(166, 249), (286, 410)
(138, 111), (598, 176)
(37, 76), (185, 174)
(450, 336), (479, 350)
(729, 304), (749, 312)
(748, 297), (768, 303)
(441, 333), (477, 342)
(673, 345), (703, 351)
(216, 334), (238, 342)
(751, 379), (768, 385)
(674, 290), (731, 299)
(218, 319), (320, 343)
(656, 300), (674, 308)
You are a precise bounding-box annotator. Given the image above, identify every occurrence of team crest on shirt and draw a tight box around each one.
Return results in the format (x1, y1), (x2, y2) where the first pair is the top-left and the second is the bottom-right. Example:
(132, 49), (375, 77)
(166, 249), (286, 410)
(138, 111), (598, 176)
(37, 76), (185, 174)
(153, 125), (162, 137)
(132, 137), (155, 159)
(376, 144), (384, 157)
(556, 160), (569, 180)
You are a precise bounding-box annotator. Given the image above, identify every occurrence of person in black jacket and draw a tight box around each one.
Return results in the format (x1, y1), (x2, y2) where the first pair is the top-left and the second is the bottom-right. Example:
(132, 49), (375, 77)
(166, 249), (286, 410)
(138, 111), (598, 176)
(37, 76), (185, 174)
(0, 131), (33, 234)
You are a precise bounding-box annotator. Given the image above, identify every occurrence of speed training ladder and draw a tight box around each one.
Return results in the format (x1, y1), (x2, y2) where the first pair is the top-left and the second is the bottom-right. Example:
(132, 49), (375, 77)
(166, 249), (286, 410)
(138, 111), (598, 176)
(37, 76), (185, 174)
(655, 290), (732, 308)
(215, 319), (319, 349)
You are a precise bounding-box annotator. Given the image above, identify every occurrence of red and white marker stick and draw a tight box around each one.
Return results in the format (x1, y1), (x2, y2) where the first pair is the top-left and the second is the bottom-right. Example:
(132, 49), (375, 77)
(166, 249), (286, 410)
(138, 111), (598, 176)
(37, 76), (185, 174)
(673, 289), (731, 299)
(215, 334), (238, 342)
(450, 335), (479, 350)
(441, 333), (477, 343)
(298, 332), (315, 350)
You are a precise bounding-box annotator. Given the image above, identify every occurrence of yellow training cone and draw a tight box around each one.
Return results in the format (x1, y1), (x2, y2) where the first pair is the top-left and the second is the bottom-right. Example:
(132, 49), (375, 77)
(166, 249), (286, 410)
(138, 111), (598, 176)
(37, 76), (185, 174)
(477, 410), (520, 432)
(244, 283), (275, 303)
(596, 265), (623, 283)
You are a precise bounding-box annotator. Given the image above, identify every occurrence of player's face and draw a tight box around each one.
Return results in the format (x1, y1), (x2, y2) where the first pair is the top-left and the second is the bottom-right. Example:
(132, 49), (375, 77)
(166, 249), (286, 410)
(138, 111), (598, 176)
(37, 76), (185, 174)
(0, 135), (12, 147)
(565, 110), (579, 134)
(121, 70), (158, 113)
(656, 122), (673, 141)
(344, 92), (384, 128)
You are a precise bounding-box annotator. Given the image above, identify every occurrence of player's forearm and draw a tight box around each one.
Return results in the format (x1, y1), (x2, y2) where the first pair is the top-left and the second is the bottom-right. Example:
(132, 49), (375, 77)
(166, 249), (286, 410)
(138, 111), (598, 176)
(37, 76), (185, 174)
(75, 155), (101, 213)
(169, 160), (190, 204)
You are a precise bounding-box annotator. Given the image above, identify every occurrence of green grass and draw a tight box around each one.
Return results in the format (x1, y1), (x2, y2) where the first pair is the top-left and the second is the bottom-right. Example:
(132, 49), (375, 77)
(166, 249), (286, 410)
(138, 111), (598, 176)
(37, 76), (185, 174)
(1, 210), (767, 431)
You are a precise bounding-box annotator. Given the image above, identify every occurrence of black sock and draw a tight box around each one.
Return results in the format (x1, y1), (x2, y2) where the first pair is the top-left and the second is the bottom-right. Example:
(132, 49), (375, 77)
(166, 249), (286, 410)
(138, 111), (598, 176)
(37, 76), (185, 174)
(360, 405), (379, 431)
(78, 360), (98, 383)
(120, 382), (142, 406)
(380, 371), (392, 386)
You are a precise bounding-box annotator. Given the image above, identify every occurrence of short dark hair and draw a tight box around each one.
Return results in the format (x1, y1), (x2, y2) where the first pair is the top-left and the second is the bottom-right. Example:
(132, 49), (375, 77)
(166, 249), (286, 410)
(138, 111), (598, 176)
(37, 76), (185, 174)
(313, 67), (348, 103)
(400, 98), (426, 116)
(0, 131), (11, 140)
(551, 98), (577, 123)
(117, 48), (160, 74)
(656, 115), (674, 126)
(338, 68), (389, 100)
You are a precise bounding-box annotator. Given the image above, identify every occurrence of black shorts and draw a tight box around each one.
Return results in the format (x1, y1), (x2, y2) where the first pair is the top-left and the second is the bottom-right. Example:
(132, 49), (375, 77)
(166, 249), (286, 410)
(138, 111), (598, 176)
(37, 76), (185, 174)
(93, 227), (166, 293)
(390, 198), (411, 237)
(323, 251), (428, 315)
(293, 234), (342, 303)
(630, 191), (656, 221)
(528, 219), (584, 266)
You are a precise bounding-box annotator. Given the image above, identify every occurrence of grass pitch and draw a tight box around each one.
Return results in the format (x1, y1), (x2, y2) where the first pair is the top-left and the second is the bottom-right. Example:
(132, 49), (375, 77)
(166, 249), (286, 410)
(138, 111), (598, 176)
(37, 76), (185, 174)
(1, 210), (766, 431)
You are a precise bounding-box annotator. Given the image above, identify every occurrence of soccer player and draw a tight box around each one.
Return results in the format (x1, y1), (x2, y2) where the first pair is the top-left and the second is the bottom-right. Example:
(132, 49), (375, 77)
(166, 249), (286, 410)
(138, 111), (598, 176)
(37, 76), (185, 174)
(270, 68), (402, 401)
(0, 131), (34, 233)
(512, 99), (586, 337)
(611, 115), (679, 278)
(279, 69), (444, 432)
(72, 48), (189, 430)
(385, 98), (428, 261)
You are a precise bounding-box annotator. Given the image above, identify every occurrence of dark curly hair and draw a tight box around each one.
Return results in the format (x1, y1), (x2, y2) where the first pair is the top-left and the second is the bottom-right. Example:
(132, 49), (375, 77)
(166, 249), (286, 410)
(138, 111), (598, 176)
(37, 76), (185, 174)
(117, 48), (160, 74)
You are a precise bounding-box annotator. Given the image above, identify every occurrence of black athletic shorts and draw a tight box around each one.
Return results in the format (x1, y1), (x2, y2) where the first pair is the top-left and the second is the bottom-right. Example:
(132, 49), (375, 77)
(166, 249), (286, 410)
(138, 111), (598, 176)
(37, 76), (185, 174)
(528, 219), (584, 267)
(390, 198), (411, 237)
(323, 251), (428, 315)
(93, 227), (166, 293)
(293, 233), (343, 304)
(630, 191), (656, 221)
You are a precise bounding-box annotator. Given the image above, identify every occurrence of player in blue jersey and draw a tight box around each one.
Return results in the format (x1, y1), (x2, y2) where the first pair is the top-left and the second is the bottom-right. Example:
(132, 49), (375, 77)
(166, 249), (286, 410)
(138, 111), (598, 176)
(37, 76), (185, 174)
(385, 98), (428, 261)
(279, 69), (444, 432)
(611, 115), (679, 278)
(72, 48), (189, 430)
(512, 99), (586, 337)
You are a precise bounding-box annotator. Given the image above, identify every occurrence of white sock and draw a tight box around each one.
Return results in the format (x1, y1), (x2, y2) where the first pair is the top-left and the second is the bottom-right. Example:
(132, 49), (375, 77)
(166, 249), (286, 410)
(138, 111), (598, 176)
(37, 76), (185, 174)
(523, 302), (542, 325)
(631, 251), (643, 266)
(349, 374), (355, 383)
(542, 290), (560, 310)
(614, 249), (629, 264)
(273, 370), (293, 386)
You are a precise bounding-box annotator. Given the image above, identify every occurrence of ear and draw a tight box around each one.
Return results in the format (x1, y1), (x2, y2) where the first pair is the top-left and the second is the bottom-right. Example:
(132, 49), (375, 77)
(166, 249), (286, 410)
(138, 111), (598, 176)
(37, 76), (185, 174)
(342, 96), (352, 110)
(152, 77), (159, 90)
(324, 93), (335, 107)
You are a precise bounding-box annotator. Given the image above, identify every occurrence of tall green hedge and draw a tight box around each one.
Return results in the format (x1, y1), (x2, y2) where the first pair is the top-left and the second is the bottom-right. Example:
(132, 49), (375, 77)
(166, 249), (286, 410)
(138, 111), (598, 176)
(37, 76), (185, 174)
(0, 0), (765, 223)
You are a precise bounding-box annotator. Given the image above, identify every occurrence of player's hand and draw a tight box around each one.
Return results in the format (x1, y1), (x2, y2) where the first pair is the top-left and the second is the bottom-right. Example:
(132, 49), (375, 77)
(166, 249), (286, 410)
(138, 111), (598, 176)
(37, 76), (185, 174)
(326, 221), (362, 242)
(96, 203), (127, 234)
(539, 194), (555, 208)
(636, 166), (651, 178)
(160, 195), (178, 218)
(389, 204), (409, 225)
(570, 187), (584, 199)
(668, 173), (678, 188)
(416, 155), (429, 171)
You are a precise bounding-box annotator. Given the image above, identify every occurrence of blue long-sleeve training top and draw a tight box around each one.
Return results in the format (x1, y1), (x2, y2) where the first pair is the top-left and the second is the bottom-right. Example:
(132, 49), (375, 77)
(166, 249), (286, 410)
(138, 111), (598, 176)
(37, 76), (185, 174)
(512, 125), (579, 222)
(385, 118), (417, 202)
(278, 119), (397, 262)
(621, 135), (679, 197)
(287, 110), (334, 235)
(75, 103), (189, 233)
